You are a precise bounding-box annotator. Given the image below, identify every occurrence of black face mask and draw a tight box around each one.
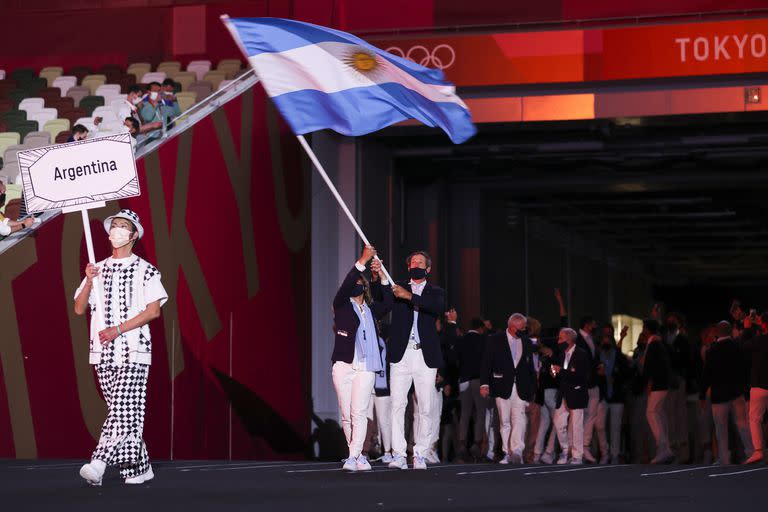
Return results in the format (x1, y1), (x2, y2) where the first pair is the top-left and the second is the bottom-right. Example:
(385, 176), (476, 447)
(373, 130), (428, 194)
(515, 329), (527, 338)
(0, 193), (5, 208)
(409, 267), (427, 280)
(350, 284), (365, 297)
(557, 341), (568, 350)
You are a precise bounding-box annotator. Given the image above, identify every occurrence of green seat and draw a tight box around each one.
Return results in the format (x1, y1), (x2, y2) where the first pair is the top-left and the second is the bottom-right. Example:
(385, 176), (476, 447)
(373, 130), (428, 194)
(7, 89), (30, 107)
(10, 68), (36, 84)
(1, 109), (27, 125)
(20, 77), (47, 94)
(14, 120), (38, 141)
(78, 95), (105, 116)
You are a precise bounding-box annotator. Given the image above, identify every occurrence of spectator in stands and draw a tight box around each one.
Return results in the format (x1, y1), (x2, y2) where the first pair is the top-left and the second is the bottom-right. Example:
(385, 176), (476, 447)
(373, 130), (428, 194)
(0, 181), (33, 236)
(161, 78), (177, 104)
(139, 82), (179, 135)
(67, 124), (89, 142)
(701, 320), (754, 464)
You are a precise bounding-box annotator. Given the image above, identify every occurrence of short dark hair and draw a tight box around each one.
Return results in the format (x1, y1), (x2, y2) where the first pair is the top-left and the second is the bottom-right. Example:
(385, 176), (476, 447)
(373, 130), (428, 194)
(162, 78), (175, 87)
(579, 316), (595, 329)
(406, 250), (432, 268)
(128, 85), (142, 95)
(149, 81), (161, 88)
(643, 319), (661, 335)
(72, 124), (88, 134)
(124, 117), (140, 131)
(471, 317), (485, 330)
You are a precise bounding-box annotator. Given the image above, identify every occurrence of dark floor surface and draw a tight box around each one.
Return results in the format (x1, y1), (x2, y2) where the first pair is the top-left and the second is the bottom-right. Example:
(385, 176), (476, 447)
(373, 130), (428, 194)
(0, 459), (765, 511)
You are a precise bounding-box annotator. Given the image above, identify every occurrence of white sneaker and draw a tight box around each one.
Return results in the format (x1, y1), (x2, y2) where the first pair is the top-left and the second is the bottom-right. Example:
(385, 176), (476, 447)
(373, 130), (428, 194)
(531, 453), (542, 464)
(124, 465), (154, 485)
(569, 458), (583, 465)
(424, 449), (441, 464)
(510, 452), (523, 465)
(381, 453), (394, 464)
(356, 455), (372, 471)
(556, 454), (569, 465)
(583, 449), (597, 463)
(499, 454), (511, 465)
(413, 454), (427, 470)
(651, 450), (675, 464)
(540, 453), (554, 465)
(79, 460), (106, 486)
(342, 457), (358, 472)
(388, 454), (408, 470)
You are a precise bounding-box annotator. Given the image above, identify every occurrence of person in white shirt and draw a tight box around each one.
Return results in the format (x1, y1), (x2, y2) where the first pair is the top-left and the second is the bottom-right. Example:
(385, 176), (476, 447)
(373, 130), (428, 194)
(74, 209), (167, 486)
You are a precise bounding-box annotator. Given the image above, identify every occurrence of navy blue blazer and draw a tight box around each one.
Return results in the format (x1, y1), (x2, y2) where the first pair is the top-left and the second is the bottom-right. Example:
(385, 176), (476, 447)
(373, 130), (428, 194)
(555, 345), (590, 409)
(384, 280), (446, 368)
(331, 266), (393, 365)
(479, 332), (538, 402)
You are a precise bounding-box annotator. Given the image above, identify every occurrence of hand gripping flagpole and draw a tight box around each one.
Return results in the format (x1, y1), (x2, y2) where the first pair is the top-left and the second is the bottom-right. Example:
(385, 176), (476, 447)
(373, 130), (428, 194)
(296, 134), (395, 286)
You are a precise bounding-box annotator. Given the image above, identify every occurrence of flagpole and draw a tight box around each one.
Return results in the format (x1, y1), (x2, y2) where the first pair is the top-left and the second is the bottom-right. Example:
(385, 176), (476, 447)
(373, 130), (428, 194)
(296, 134), (395, 286)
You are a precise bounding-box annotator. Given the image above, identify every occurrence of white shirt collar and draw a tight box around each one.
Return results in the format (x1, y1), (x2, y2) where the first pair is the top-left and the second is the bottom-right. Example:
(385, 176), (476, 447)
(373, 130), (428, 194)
(408, 279), (427, 291)
(107, 253), (138, 266)
(579, 328), (591, 339)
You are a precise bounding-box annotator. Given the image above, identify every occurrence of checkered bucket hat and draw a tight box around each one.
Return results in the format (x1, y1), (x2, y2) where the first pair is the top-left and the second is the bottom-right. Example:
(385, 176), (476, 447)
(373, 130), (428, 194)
(104, 209), (144, 239)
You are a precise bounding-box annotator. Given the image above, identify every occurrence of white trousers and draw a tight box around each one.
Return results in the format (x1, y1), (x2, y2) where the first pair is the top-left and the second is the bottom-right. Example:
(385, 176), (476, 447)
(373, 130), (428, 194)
(553, 398), (584, 461)
(750, 387), (768, 452)
(413, 386), (443, 452)
(367, 394), (392, 454)
(534, 388), (558, 457)
(390, 347), (438, 456)
(647, 390), (671, 457)
(712, 396), (753, 464)
(495, 384), (528, 456)
(332, 362), (375, 458)
(582, 386), (600, 450)
(596, 401), (624, 459)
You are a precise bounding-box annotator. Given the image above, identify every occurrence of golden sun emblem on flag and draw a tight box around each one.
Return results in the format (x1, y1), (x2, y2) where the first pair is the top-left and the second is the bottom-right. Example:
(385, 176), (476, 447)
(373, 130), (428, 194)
(343, 47), (383, 80)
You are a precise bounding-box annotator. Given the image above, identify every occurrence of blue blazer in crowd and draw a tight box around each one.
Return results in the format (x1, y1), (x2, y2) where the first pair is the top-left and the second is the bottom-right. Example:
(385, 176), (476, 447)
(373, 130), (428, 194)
(331, 266), (393, 365)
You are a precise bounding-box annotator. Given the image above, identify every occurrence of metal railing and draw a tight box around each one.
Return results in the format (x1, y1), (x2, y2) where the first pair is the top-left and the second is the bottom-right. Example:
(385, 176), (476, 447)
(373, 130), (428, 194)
(0, 67), (260, 255)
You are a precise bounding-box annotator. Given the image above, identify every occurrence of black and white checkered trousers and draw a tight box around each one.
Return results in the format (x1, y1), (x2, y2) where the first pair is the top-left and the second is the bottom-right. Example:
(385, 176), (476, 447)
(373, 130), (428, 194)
(92, 363), (150, 478)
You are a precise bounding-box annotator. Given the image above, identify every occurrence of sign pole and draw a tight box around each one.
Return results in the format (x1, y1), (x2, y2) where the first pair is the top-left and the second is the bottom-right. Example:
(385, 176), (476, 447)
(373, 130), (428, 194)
(73, 205), (107, 331)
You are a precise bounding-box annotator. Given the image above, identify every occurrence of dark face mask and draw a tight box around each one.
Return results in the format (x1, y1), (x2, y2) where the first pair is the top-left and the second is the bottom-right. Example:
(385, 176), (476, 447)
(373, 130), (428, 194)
(409, 267), (427, 280)
(350, 284), (365, 297)
(515, 329), (527, 338)
(557, 341), (568, 350)
(0, 193), (5, 208)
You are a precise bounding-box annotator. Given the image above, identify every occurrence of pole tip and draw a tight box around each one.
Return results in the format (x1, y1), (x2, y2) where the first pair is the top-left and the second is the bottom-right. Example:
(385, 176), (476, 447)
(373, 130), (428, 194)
(220, 14), (230, 21)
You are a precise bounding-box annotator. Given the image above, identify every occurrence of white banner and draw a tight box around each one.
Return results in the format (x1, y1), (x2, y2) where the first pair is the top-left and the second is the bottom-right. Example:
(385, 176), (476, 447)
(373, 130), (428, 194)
(18, 133), (140, 213)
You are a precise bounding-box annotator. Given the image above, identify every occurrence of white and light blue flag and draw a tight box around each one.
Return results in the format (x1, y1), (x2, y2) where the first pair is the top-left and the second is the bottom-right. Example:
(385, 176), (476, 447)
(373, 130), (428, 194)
(222, 17), (476, 143)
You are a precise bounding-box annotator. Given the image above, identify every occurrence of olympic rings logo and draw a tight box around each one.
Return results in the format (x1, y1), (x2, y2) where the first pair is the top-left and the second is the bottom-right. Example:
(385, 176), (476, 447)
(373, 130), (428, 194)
(385, 44), (456, 70)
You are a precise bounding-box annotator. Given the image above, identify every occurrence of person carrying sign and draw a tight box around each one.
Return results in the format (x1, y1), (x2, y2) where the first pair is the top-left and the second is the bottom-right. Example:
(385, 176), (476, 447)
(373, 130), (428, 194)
(74, 209), (167, 486)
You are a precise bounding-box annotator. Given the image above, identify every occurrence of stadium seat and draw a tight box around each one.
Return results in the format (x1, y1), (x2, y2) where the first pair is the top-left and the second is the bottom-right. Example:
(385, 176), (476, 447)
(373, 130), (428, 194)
(39, 66), (63, 86)
(157, 61), (181, 76)
(14, 121), (38, 141)
(169, 71), (195, 91)
(74, 117), (96, 132)
(175, 91), (197, 112)
(95, 84), (121, 97)
(0, 161), (20, 185)
(55, 131), (72, 144)
(49, 96), (74, 112)
(59, 108), (87, 126)
(52, 76), (77, 96)
(39, 87), (62, 106)
(27, 109), (57, 131)
(91, 107), (118, 125)
(78, 96), (105, 116)
(18, 98), (45, 113)
(141, 71), (167, 84)
(1, 110), (27, 126)
(24, 131), (51, 147)
(81, 74), (107, 95)
(218, 80), (234, 91)
(188, 81), (212, 99)
(126, 63), (151, 83)
(187, 61), (211, 81)
(3, 143), (25, 167)
(118, 74), (136, 93)
(11, 68), (36, 84)
(69, 66), (91, 83)
(42, 118), (70, 142)
(66, 86), (91, 107)
(21, 78), (47, 94)
(0, 99), (13, 115)
(0, 70), (5, 80)
(217, 59), (242, 79)
(202, 71), (226, 90)
(0, 133), (21, 157)
(7, 89), (30, 107)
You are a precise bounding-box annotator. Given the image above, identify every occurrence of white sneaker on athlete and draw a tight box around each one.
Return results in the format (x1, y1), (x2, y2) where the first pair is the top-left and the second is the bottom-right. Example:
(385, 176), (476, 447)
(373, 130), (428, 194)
(80, 460), (106, 486)
(381, 453), (394, 464)
(342, 457), (358, 472)
(388, 454), (408, 470)
(569, 458), (583, 465)
(356, 455), (372, 471)
(424, 449), (441, 464)
(125, 465), (154, 485)
(413, 454), (427, 470)
(540, 452), (555, 465)
(499, 454), (511, 465)
(556, 454), (570, 465)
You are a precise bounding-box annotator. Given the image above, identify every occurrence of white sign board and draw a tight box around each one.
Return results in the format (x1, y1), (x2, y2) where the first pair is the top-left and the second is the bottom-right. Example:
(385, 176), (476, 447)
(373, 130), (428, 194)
(18, 133), (139, 213)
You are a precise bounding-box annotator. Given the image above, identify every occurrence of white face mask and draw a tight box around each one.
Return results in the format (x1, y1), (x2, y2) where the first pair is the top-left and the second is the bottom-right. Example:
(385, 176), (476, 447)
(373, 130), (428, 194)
(131, 96), (141, 105)
(109, 226), (133, 249)
(149, 91), (159, 101)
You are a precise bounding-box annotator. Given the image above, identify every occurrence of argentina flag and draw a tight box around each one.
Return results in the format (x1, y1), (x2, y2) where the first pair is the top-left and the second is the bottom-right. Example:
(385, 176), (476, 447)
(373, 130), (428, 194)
(222, 17), (476, 144)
